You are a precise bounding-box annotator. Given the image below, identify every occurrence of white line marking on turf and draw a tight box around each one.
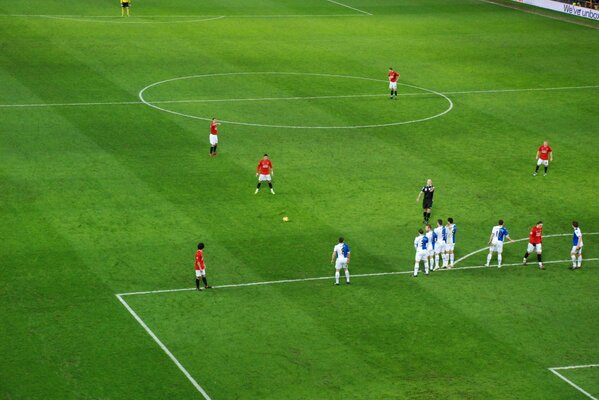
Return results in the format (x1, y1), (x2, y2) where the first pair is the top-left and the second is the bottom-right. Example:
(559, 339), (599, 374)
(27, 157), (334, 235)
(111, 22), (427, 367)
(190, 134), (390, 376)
(478, 0), (599, 30)
(325, 0), (372, 15)
(38, 15), (226, 24)
(1, 84), (597, 109)
(117, 258), (599, 297)
(548, 364), (599, 400)
(454, 232), (599, 266)
(138, 71), (453, 129)
(116, 294), (213, 400)
(0, 14), (369, 19)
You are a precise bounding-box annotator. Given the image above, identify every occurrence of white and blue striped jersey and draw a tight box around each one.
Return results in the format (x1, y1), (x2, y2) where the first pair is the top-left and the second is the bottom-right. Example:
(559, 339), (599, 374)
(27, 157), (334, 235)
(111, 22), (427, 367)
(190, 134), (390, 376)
(414, 235), (429, 251)
(572, 228), (583, 246)
(446, 224), (457, 244)
(333, 243), (350, 260)
(426, 230), (438, 249)
(491, 225), (509, 242)
(434, 225), (446, 243)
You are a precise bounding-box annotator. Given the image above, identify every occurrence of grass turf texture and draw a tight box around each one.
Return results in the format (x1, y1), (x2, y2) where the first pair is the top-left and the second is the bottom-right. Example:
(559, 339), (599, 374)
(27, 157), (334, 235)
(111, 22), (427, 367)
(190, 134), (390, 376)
(1, 0), (599, 399)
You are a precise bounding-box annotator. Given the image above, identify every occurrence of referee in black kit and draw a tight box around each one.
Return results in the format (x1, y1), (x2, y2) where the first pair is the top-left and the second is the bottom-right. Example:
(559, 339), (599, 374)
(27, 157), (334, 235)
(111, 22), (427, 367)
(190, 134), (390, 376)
(416, 179), (435, 224)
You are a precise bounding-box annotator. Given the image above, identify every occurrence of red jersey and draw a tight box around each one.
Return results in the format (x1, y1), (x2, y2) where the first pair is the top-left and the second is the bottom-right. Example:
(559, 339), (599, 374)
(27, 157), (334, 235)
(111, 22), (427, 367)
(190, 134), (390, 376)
(388, 71), (399, 83)
(210, 121), (218, 135)
(538, 145), (552, 160)
(529, 226), (543, 244)
(195, 249), (205, 270)
(257, 159), (273, 175)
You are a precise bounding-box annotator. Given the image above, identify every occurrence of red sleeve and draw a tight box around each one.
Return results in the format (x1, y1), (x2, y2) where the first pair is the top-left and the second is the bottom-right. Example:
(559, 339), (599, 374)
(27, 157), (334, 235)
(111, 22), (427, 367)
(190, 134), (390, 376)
(548, 146), (552, 152)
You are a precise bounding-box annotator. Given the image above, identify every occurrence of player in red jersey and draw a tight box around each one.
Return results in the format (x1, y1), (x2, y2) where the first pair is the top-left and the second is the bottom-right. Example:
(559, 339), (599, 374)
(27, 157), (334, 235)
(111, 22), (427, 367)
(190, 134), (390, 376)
(255, 154), (275, 194)
(523, 221), (544, 269)
(388, 67), (400, 99)
(195, 242), (211, 290)
(533, 140), (553, 176)
(209, 118), (220, 157)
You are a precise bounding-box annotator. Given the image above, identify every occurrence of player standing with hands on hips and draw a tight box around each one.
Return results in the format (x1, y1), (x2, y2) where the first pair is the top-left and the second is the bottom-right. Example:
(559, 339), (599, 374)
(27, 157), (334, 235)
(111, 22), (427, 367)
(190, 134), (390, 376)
(209, 118), (220, 157)
(570, 221), (583, 270)
(388, 67), (400, 99)
(416, 179), (435, 224)
(120, 0), (130, 16)
(533, 140), (553, 176)
(255, 154), (275, 194)
(331, 237), (351, 285)
(523, 221), (544, 269)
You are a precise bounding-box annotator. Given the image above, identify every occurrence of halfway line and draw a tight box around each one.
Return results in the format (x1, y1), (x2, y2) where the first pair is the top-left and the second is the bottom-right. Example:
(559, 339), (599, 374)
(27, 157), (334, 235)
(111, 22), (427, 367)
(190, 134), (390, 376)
(1, 84), (598, 109)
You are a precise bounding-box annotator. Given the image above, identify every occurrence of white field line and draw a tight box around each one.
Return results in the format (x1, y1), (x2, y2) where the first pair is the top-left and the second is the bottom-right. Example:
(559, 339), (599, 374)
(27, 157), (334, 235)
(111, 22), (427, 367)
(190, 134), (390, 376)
(0, 14), (369, 19)
(548, 365), (599, 400)
(116, 257), (599, 297)
(2, 84), (598, 109)
(325, 0), (372, 15)
(454, 232), (599, 266)
(479, 0), (599, 30)
(116, 294), (213, 400)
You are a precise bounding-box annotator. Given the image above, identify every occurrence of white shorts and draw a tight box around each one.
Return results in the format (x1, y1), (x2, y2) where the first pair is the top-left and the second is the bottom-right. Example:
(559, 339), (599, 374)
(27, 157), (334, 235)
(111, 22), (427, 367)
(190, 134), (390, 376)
(427, 246), (435, 257)
(415, 250), (428, 262)
(195, 269), (206, 277)
(536, 158), (549, 166)
(335, 258), (348, 270)
(258, 174), (271, 182)
(389, 81), (397, 90)
(526, 243), (542, 253)
(209, 134), (218, 145)
(571, 246), (583, 255)
(434, 242), (446, 254)
(445, 243), (455, 252)
(490, 241), (504, 253)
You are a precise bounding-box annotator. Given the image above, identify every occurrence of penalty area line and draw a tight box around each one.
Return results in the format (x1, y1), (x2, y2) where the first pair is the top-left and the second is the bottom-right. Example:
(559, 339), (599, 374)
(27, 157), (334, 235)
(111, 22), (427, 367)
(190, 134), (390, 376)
(325, 0), (372, 15)
(115, 294), (213, 399)
(548, 365), (599, 400)
(116, 258), (599, 297)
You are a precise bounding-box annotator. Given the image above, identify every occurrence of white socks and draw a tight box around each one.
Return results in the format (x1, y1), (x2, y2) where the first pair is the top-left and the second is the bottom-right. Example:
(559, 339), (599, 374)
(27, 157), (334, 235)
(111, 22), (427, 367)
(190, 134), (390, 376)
(414, 262), (419, 276)
(335, 271), (340, 284)
(486, 253), (492, 265)
(578, 255), (582, 267)
(449, 253), (455, 266)
(345, 269), (350, 283)
(434, 254), (439, 268)
(497, 254), (502, 267)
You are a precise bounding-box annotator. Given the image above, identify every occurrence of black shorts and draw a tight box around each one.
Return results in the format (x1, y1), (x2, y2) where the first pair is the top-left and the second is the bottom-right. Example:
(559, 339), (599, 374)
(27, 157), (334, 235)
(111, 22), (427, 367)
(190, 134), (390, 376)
(423, 201), (433, 209)
(121, 2), (130, 7)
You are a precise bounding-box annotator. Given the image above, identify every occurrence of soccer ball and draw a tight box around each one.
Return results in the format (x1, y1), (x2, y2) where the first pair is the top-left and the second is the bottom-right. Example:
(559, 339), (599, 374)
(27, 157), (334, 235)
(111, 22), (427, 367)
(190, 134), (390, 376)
(282, 216), (289, 222)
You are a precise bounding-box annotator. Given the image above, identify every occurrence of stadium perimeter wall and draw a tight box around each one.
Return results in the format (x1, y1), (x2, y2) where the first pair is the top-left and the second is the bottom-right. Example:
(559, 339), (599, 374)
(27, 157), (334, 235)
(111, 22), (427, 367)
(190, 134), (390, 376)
(511, 0), (599, 20)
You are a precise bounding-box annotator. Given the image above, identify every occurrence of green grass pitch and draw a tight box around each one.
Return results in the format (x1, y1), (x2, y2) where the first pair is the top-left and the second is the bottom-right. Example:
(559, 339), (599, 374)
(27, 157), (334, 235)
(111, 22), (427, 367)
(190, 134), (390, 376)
(1, 0), (599, 399)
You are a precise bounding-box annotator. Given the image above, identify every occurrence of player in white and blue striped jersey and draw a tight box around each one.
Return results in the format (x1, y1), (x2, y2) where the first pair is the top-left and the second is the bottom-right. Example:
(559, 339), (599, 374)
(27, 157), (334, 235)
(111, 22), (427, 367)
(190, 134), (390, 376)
(433, 219), (447, 270)
(444, 217), (457, 268)
(413, 228), (429, 277)
(425, 224), (437, 270)
(485, 220), (515, 268)
(570, 221), (583, 270)
(331, 237), (351, 285)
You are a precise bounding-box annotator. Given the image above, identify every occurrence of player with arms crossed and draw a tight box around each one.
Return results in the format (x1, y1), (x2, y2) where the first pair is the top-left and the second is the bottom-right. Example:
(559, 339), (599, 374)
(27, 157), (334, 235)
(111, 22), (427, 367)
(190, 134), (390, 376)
(425, 224), (437, 270)
(533, 140), (553, 176)
(485, 220), (515, 268)
(416, 179), (435, 224)
(433, 219), (447, 270)
(388, 67), (400, 99)
(570, 221), (583, 270)
(195, 242), (212, 291)
(413, 228), (429, 277)
(120, 0), (130, 16)
(331, 237), (351, 285)
(209, 118), (220, 157)
(523, 221), (544, 269)
(255, 154), (275, 194)
(444, 217), (457, 268)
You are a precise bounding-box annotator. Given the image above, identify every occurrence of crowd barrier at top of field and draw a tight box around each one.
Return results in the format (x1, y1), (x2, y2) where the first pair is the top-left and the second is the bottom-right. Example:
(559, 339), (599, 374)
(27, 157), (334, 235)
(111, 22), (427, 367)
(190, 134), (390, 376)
(511, 0), (599, 18)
